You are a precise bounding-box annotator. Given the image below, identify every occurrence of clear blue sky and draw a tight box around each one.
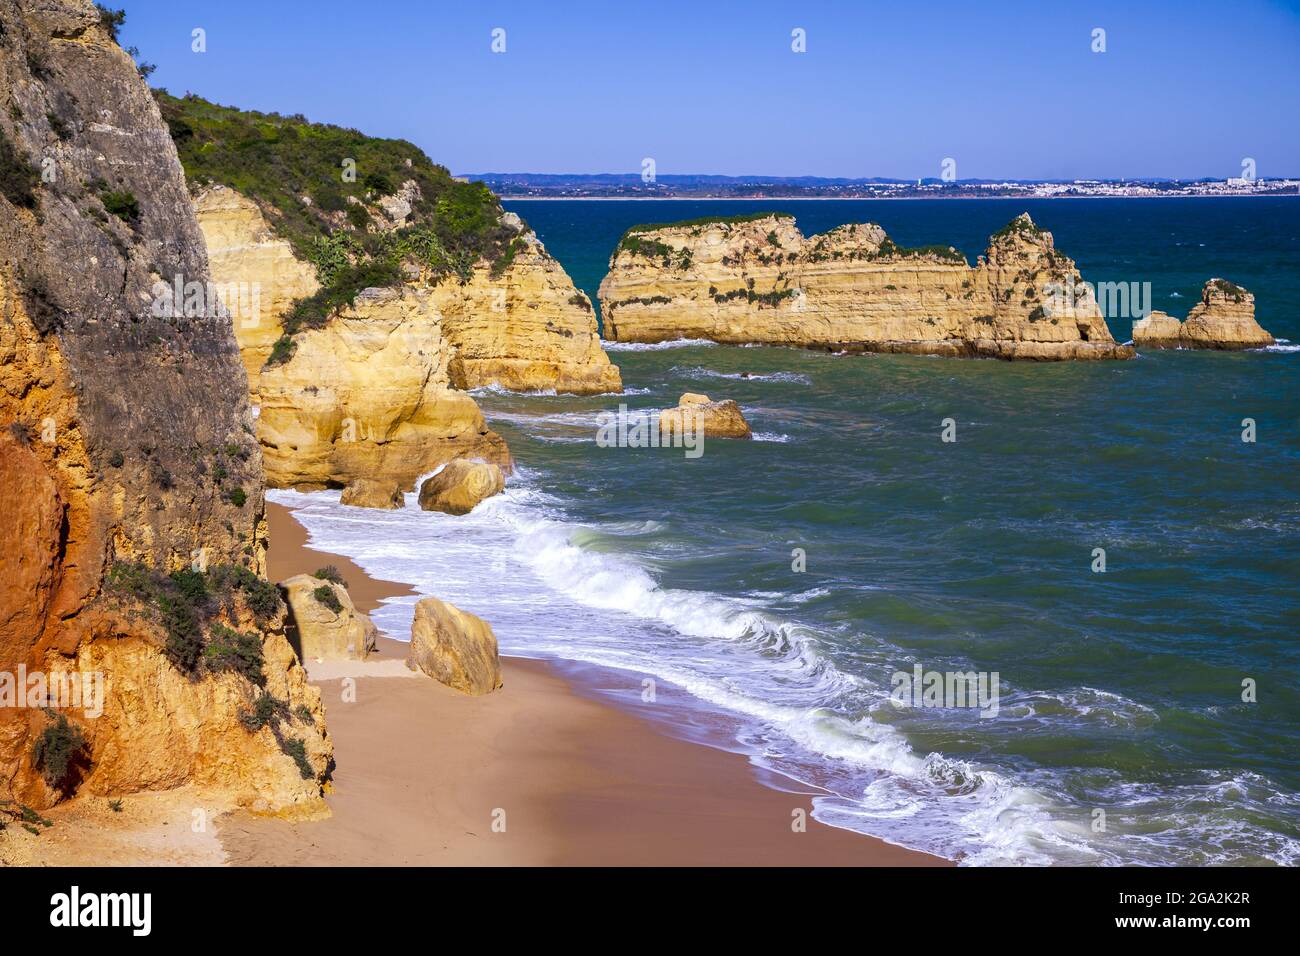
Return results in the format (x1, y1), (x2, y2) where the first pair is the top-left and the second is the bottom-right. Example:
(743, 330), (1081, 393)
(121, 0), (1300, 180)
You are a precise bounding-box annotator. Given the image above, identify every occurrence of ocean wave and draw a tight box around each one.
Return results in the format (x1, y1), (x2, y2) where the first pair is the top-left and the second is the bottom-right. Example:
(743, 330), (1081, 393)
(602, 337), (718, 351)
(752, 432), (792, 443)
(266, 472), (1294, 867)
(468, 384), (559, 397)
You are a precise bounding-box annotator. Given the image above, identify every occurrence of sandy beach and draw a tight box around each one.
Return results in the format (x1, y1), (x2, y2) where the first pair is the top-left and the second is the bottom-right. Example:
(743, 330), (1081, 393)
(220, 503), (948, 866)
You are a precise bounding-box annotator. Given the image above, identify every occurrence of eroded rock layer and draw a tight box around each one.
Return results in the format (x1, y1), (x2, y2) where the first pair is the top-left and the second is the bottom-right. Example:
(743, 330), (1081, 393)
(0, 0), (328, 812)
(598, 213), (1133, 361)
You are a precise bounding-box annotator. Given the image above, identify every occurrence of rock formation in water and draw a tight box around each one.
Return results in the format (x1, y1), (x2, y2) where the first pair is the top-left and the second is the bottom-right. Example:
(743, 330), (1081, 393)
(598, 212), (1133, 361)
(339, 477), (405, 509)
(406, 597), (503, 695)
(281, 574), (378, 661)
(418, 459), (506, 515)
(159, 95), (620, 489)
(659, 393), (753, 440)
(1132, 279), (1273, 350)
(0, 0), (329, 812)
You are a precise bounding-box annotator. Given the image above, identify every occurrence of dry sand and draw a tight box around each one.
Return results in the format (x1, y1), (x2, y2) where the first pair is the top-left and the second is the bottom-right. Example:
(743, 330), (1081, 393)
(216, 503), (948, 866)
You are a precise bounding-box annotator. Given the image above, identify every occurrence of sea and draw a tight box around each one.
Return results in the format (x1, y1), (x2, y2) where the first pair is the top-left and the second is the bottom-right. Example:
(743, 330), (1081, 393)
(269, 197), (1299, 865)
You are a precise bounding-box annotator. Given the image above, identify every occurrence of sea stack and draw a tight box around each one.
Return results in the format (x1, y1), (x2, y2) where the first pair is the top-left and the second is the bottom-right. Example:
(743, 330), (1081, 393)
(1133, 279), (1274, 350)
(597, 212), (1133, 361)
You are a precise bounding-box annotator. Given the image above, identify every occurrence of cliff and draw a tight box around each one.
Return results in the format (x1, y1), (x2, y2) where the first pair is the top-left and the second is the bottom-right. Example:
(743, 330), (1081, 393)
(597, 212), (1133, 361)
(158, 94), (618, 486)
(0, 0), (328, 813)
(1132, 279), (1273, 350)
(257, 285), (511, 489)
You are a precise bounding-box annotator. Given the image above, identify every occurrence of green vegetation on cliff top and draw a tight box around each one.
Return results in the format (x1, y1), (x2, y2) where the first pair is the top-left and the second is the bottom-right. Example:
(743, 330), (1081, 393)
(620, 211), (793, 244)
(154, 91), (526, 363)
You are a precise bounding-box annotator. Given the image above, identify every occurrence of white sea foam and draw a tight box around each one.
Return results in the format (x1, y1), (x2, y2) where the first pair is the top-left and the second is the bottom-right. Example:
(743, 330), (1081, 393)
(602, 337), (718, 351)
(265, 469), (1296, 867)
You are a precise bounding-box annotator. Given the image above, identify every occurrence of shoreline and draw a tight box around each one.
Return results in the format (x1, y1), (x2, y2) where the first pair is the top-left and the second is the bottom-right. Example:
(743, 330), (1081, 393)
(234, 502), (949, 866)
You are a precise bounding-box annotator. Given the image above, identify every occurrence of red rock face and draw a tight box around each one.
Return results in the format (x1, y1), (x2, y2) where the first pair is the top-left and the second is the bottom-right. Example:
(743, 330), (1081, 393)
(0, 436), (64, 664)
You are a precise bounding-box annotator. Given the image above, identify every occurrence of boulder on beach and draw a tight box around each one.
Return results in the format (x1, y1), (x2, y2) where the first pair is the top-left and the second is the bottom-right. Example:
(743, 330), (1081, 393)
(659, 392), (753, 440)
(417, 459), (505, 515)
(340, 477), (405, 509)
(406, 597), (503, 695)
(281, 574), (379, 661)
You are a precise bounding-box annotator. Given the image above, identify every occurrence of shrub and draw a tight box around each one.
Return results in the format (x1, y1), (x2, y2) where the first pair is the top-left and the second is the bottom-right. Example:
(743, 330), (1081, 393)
(168, 567), (207, 605)
(294, 704), (315, 723)
(226, 487), (247, 508)
(159, 591), (203, 673)
(7, 420), (33, 445)
(313, 584), (343, 614)
(204, 623), (265, 685)
(95, 4), (126, 42)
(239, 691), (282, 731)
(0, 129), (38, 209)
(312, 565), (347, 586)
(99, 188), (140, 224)
(31, 711), (88, 792)
(280, 737), (314, 779)
(108, 450), (124, 468)
(46, 111), (71, 140)
(108, 798), (124, 812)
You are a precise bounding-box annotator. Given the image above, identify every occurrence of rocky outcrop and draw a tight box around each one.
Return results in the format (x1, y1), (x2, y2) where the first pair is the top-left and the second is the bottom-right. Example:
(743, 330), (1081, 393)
(598, 213), (1133, 361)
(405, 597), (502, 695)
(659, 393), (752, 440)
(257, 286), (511, 490)
(193, 186), (319, 396)
(1134, 279), (1273, 350)
(196, 191), (621, 400)
(0, 0), (328, 812)
(1129, 311), (1183, 349)
(418, 459), (505, 515)
(281, 574), (378, 661)
(339, 477), (405, 509)
(439, 219), (623, 395)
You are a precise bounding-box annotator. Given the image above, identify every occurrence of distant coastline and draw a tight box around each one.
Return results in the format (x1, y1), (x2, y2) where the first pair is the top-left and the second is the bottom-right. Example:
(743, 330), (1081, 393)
(500, 193), (1300, 201)
(476, 173), (1299, 202)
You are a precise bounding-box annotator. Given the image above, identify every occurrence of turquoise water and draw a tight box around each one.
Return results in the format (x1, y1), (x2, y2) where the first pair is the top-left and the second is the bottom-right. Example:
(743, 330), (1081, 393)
(279, 198), (1300, 865)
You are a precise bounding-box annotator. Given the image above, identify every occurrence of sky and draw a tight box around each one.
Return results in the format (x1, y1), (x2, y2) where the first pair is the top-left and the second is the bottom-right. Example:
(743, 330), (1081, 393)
(120, 0), (1300, 180)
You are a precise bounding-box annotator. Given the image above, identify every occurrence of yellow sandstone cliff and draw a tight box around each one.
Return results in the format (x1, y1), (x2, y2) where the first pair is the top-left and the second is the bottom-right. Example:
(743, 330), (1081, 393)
(598, 212), (1133, 361)
(256, 285), (511, 490)
(195, 190), (619, 488)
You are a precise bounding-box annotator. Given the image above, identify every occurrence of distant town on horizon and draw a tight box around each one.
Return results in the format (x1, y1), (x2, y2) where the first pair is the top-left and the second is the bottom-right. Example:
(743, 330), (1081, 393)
(470, 172), (1300, 200)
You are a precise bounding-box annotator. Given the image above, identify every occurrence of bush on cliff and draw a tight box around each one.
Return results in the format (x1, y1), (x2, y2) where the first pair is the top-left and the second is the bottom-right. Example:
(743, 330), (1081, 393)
(312, 585), (343, 614)
(106, 561), (281, 678)
(32, 711), (89, 793)
(0, 128), (39, 210)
